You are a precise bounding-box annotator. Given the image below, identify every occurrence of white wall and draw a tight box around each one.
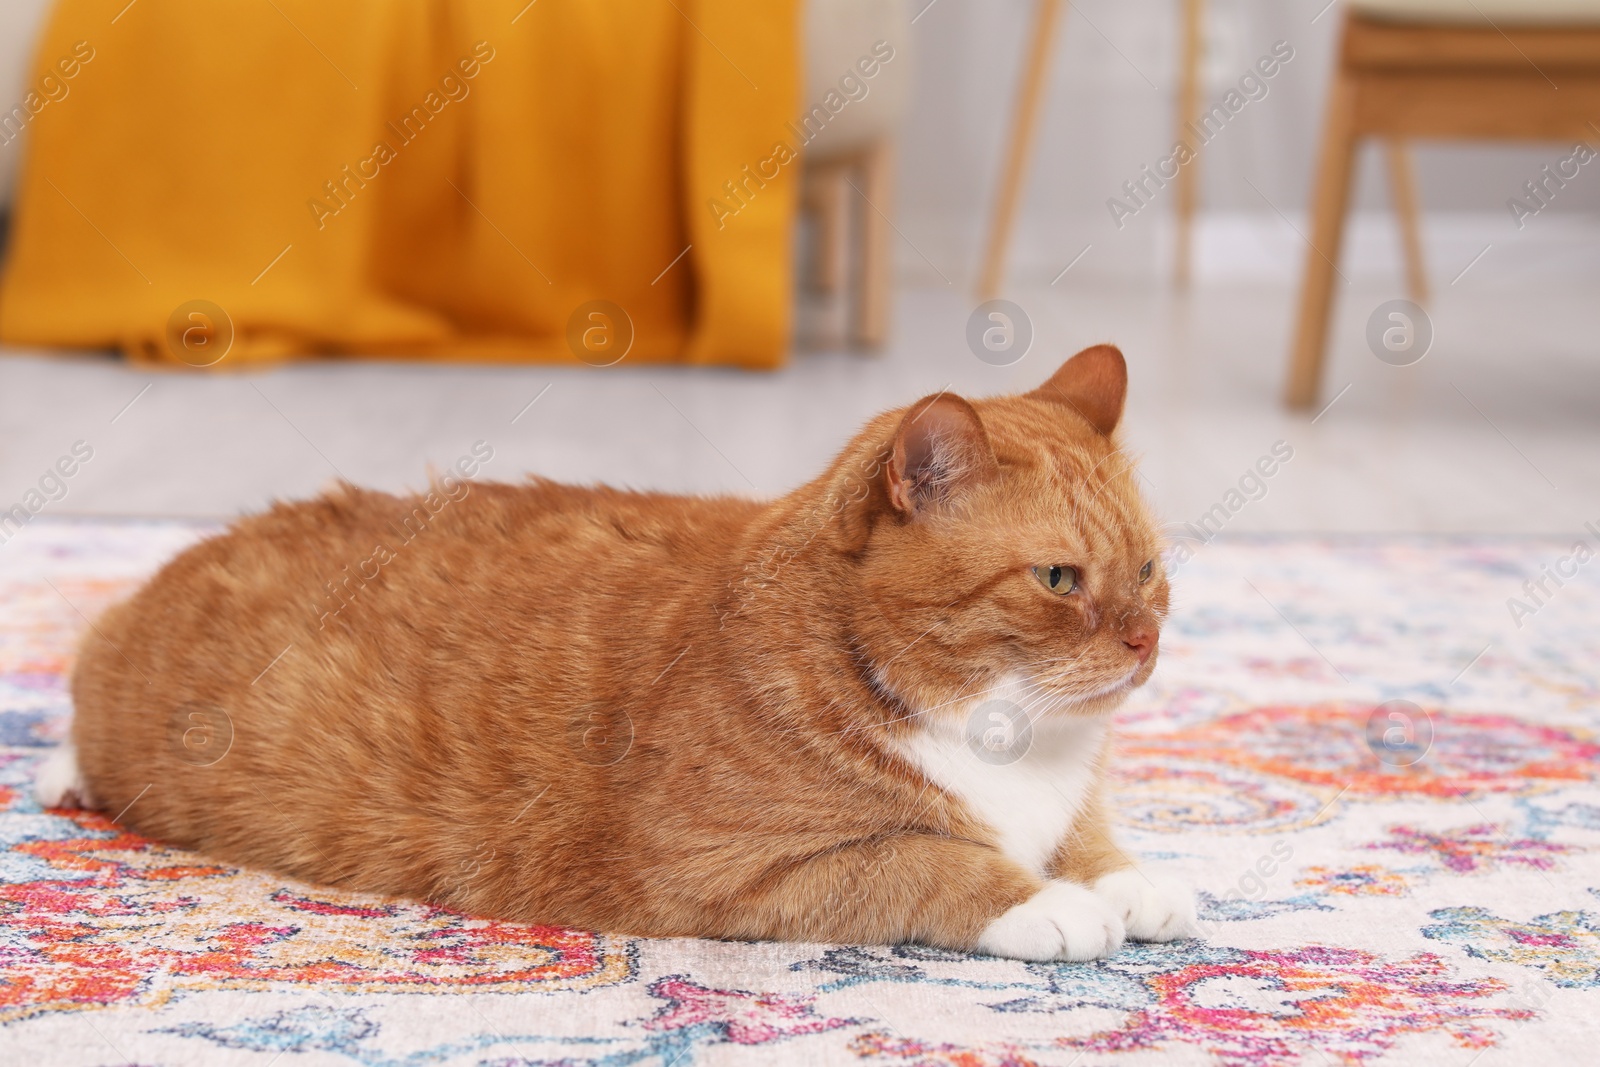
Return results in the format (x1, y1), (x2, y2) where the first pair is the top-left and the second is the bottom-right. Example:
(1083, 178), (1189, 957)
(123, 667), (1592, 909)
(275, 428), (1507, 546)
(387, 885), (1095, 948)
(3, 0), (1596, 283)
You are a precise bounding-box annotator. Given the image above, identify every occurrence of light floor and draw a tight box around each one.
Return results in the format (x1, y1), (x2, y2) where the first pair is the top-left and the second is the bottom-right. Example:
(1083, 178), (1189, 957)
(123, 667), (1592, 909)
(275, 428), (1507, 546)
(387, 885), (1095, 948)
(1, 252), (1597, 538)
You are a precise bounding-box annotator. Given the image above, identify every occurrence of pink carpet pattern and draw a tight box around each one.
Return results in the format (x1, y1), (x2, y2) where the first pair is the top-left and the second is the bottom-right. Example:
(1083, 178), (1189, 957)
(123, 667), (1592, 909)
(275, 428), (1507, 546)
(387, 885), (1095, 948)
(2, 519), (1598, 1065)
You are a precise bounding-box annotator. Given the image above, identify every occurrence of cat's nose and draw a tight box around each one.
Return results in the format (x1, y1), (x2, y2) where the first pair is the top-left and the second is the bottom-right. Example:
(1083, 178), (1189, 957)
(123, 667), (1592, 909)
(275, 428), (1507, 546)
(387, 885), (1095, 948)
(1123, 627), (1155, 664)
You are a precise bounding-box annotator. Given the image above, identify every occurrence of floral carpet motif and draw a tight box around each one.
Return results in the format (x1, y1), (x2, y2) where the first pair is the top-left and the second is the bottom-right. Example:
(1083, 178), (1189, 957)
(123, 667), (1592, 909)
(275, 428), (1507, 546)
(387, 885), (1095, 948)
(2, 521), (1598, 1064)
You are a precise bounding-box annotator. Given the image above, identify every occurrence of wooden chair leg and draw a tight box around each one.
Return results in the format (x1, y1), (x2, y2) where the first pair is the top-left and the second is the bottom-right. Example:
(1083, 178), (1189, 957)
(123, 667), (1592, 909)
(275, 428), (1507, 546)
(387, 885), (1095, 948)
(1285, 68), (1360, 410)
(975, 0), (1065, 299)
(1385, 139), (1429, 304)
(1174, 0), (1205, 287)
(804, 162), (849, 295)
(854, 140), (894, 349)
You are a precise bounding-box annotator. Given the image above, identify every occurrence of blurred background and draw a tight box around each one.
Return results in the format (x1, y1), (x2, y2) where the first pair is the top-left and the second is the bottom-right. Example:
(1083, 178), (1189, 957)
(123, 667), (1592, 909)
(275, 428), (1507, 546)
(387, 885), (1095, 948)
(1, 0), (1596, 537)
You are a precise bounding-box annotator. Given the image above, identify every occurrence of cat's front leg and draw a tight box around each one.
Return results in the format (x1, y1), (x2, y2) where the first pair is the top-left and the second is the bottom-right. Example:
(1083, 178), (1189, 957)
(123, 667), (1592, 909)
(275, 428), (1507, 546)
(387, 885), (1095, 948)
(698, 836), (1075, 958)
(697, 836), (1142, 962)
(972, 869), (1193, 958)
(1047, 793), (1196, 943)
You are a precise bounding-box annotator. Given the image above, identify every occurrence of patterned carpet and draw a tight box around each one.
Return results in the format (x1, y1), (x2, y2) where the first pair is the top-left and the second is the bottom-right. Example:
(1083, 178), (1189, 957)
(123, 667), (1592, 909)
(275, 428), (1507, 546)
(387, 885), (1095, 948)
(3, 519), (1598, 1065)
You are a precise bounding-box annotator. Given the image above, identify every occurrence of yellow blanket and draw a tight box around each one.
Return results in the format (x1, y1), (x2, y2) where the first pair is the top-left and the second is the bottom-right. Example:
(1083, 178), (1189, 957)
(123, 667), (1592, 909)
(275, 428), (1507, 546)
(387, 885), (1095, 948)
(0, 0), (799, 368)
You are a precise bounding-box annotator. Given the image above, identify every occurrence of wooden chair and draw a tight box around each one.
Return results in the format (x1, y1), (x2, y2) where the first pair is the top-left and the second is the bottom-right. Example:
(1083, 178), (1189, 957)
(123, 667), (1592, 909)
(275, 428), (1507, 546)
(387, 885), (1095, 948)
(976, 0), (1397, 295)
(1285, 0), (1600, 409)
(1164, 1), (1440, 292)
(1168, 0), (1430, 294)
(799, 0), (911, 350)
(803, 143), (896, 348)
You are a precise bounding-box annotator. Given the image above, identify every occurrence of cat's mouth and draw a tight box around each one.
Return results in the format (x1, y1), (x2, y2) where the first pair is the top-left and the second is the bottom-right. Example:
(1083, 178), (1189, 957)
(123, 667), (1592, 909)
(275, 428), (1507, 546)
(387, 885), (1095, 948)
(1089, 666), (1142, 696)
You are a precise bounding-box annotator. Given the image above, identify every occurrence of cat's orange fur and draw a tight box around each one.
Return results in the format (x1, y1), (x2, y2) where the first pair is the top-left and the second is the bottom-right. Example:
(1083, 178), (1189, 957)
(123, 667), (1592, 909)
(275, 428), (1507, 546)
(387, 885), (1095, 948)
(55, 346), (1191, 960)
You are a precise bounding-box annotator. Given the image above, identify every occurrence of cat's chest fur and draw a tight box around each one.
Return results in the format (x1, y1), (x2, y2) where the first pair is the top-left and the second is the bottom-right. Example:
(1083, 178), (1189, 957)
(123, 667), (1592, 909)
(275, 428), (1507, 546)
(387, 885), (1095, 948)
(889, 677), (1108, 879)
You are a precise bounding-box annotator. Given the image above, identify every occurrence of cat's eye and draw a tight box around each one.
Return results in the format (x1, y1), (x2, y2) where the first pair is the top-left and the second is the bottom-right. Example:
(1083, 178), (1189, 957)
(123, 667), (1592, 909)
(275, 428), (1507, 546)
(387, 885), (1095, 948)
(1032, 565), (1078, 595)
(1139, 561), (1153, 584)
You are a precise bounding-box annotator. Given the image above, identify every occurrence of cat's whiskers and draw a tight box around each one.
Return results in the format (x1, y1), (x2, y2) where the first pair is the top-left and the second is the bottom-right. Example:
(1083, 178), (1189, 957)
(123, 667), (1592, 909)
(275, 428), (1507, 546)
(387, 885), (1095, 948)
(1009, 677), (1105, 724)
(853, 638), (1115, 737)
(907, 657), (1100, 733)
(1006, 650), (1147, 716)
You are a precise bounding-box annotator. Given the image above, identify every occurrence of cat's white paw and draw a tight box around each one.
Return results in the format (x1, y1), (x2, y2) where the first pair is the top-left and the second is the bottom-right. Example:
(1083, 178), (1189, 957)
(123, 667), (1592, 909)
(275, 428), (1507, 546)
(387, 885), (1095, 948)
(976, 881), (1126, 962)
(35, 742), (92, 810)
(1092, 866), (1196, 942)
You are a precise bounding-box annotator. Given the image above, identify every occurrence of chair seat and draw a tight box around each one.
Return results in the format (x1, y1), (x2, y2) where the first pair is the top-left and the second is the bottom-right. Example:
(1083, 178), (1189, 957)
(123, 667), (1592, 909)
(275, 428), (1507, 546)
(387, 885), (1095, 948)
(1350, 0), (1600, 24)
(1345, 8), (1600, 71)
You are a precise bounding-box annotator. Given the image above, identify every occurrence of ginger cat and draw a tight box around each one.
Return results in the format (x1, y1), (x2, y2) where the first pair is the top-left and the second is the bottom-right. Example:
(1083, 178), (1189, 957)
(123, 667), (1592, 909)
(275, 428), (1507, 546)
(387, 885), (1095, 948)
(39, 345), (1193, 961)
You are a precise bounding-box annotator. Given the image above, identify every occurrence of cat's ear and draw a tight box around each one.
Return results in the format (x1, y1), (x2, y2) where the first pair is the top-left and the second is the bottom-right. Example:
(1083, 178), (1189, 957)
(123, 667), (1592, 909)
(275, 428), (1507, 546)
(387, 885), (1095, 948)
(1028, 344), (1127, 436)
(885, 394), (998, 517)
